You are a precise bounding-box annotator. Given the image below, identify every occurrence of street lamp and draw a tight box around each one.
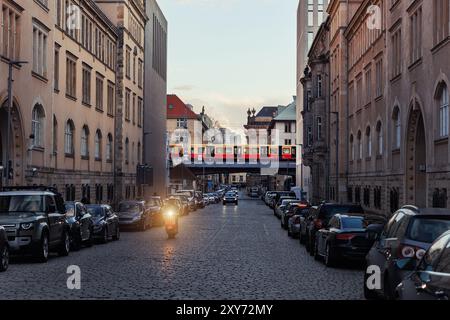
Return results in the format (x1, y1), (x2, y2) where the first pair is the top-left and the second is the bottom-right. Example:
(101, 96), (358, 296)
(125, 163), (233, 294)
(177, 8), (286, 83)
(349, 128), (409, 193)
(5, 60), (28, 187)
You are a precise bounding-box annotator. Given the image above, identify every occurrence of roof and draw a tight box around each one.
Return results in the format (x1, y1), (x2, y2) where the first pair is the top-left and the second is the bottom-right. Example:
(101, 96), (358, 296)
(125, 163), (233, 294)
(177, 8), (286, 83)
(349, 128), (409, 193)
(167, 95), (199, 119)
(273, 101), (296, 121)
(256, 107), (278, 118)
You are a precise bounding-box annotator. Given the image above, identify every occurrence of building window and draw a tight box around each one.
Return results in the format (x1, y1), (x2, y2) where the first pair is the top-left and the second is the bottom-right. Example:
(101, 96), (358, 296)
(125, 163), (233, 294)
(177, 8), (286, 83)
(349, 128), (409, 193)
(306, 90), (312, 112)
(307, 126), (313, 146)
(96, 74), (104, 111)
(356, 76), (363, 108)
(375, 59), (383, 97)
(317, 117), (323, 140)
(66, 54), (77, 98)
(357, 131), (362, 160)
(365, 68), (372, 104)
(391, 28), (402, 78)
(390, 187), (400, 213)
(350, 134), (355, 161)
(107, 82), (114, 116)
(366, 126), (372, 158)
(125, 47), (131, 79)
(82, 65), (91, 105)
(137, 142), (141, 165)
(410, 7), (423, 63)
(54, 47), (60, 91)
(125, 138), (129, 164)
(434, 0), (449, 45)
(94, 130), (102, 160)
(125, 89), (131, 121)
(32, 22), (48, 78)
(307, 32), (314, 50)
(106, 133), (113, 162)
(132, 94), (136, 125)
(138, 98), (143, 127)
(65, 120), (74, 156)
(439, 84), (449, 137)
(317, 75), (323, 98)
(52, 116), (58, 155)
(318, 0), (325, 24)
(138, 59), (143, 88)
(81, 125), (89, 158)
(285, 139), (292, 145)
(393, 107), (401, 149)
(307, 0), (314, 27)
(177, 118), (187, 128)
(376, 121), (383, 156)
(1, 4), (21, 60)
(31, 104), (45, 148)
(363, 187), (370, 207)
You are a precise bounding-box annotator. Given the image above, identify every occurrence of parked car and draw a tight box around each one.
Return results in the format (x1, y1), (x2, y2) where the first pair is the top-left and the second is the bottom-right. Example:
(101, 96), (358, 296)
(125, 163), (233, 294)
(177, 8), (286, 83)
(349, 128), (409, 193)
(86, 204), (120, 243)
(302, 203), (364, 256)
(65, 202), (94, 250)
(264, 191), (277, 206)
(274, 197), (297, 218)
(249, 187), (259, 198)
(281, 202), (307, 229)
(223, 192), (238, 205)
(288, 206), (311, 238)
(0, 226), (9, 272)
(0, 186), (70, 262)
(314, 214), (384, 267)
(270, 191), (296, 209)
(170, 195), (190, 215)
(148, 196), (163, 226)
(175, 190), (196, 211)
(195, 191), (205, 209)
(396, 230), (450, 300)
(117, 200), (152, 231)
(364, 206), (450, 300)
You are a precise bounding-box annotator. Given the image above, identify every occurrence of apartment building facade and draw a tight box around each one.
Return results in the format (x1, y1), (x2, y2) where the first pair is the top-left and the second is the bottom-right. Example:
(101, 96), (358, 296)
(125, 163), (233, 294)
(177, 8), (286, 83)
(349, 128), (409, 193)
(304, 0), (450, 213)
(0, 0), (152, 207)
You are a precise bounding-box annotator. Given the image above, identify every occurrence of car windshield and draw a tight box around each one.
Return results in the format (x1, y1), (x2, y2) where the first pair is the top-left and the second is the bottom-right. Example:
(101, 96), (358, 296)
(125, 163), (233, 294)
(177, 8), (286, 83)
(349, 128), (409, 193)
(65, 203), (75, 217)
(0, 195), (44, 214)
(86, 206), (104, 217)
(341, 217), (364, 229)
(225, 193), (235, 197)
(407, 216), (450, 243)
(119, 203), (141, 213)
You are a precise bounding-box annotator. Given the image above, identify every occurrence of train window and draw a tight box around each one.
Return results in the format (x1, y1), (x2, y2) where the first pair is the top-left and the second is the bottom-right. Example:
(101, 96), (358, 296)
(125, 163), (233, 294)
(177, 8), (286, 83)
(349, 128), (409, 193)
(283, 147), (290, 154)
(292, 147), (296, 155)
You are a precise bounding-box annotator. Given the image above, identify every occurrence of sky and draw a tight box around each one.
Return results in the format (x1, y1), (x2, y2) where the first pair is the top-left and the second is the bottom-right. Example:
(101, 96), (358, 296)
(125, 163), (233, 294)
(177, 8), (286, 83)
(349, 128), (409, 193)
(158, 0), (298, 130)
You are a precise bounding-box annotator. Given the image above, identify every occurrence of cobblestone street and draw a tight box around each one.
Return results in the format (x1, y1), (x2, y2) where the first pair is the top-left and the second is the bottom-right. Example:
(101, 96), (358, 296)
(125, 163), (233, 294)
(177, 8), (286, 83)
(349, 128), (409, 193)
(0, 194), (363, 300)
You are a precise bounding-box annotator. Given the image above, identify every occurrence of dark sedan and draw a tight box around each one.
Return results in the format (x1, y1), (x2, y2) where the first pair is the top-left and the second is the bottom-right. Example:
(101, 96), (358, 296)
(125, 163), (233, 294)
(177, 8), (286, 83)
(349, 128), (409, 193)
(117, 201), (152, 231)
(0, 226), (8, 272)
(314, 214), (378, 267)
(65, 202), (94, 250)
(86, 204), (120, 243)
(396, 231), (450, 300)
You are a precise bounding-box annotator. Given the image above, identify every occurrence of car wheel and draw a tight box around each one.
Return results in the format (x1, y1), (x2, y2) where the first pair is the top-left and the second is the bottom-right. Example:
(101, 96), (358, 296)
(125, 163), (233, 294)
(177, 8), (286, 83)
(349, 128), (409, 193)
(364, 272), (380, 300)
(112, 226), (120, 241)
(324, 243), (336, 267)
(58, 230), (70, 257)
(35, 233), (49, 263)
(0, 245), (9, 272)
(101, 227), (108, 244)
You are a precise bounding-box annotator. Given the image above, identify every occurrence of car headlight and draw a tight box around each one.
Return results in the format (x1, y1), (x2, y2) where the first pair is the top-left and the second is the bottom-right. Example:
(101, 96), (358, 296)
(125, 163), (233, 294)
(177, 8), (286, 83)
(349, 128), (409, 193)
(21, 223), (34, 230)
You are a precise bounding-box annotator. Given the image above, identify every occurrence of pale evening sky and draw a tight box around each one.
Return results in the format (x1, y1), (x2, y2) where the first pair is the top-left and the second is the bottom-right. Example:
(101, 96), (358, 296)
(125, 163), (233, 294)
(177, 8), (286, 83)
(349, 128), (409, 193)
(158, 0), (298, 130)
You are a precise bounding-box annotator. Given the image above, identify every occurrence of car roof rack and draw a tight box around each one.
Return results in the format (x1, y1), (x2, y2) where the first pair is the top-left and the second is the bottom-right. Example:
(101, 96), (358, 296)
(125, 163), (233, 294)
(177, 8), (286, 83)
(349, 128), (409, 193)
(0, 186), (59, 194)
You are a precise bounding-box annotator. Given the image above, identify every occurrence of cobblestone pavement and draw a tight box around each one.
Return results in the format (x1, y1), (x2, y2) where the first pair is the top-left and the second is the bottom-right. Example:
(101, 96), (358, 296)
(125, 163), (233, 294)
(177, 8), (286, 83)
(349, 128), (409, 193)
(0, 193), (364, 300)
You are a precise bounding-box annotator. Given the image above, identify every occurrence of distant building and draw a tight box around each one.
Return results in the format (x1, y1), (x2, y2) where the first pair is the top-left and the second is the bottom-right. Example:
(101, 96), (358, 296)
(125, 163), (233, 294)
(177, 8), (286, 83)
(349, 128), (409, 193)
(269, 98), (297, 146)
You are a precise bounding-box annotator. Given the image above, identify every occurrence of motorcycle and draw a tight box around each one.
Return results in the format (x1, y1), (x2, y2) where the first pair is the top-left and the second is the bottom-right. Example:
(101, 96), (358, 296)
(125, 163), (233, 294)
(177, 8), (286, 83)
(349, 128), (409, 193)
(163, 208), (179, 239)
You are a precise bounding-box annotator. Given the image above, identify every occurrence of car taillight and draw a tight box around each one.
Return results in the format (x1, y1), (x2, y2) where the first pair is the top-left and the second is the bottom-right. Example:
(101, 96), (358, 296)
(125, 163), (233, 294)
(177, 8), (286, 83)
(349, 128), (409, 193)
(399, 244), (427, 260)
(314, 219), (323, 229)
(336, 234), (356, 241)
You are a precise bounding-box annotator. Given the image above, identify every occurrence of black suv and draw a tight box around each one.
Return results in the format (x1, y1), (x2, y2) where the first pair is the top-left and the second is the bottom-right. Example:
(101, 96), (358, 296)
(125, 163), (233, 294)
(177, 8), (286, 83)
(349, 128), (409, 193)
(302, 203), (364, 256)
(0, 186), (70, 262)
(0, 226), (8, 272)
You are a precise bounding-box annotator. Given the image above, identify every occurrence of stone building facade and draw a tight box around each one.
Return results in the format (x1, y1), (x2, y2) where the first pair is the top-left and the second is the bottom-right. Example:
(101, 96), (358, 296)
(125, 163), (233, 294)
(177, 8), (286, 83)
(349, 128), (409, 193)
(0, 0), (152, 207)
(303, 0), (450, 213)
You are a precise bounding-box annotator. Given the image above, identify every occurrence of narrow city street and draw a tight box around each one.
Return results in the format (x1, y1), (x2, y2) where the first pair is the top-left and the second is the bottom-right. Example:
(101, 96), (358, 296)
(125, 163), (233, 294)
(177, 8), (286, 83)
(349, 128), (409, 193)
(0, 193), (363, 300)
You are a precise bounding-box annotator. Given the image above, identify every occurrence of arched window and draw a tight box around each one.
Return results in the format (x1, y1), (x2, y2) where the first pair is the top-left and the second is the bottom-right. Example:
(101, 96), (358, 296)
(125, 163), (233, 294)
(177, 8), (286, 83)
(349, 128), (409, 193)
(32, 104), (45, 147)
(439, 84), (449, 137)
(81, 125), (89, 157)
(366, 126), (372, 158)
(393, 107), (401, 149)
(95, 130), (102, 160)
(137, 142), (141, 165)
(125, 138), (129, 164)
(64, 120), (75, 155)
(52, 115), (58, 155)
(376, 121), (383, 156)
(106, 133), (113, 162)
(357, 131), (362, 160)
(350, 134), (355, 161)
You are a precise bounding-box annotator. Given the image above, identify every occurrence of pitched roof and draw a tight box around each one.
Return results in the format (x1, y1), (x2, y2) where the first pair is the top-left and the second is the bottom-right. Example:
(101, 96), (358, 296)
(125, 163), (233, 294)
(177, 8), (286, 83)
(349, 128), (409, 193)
(167, 94), (199, 119)
(256, 106), (278, 118)
(273, 100), (296, 121)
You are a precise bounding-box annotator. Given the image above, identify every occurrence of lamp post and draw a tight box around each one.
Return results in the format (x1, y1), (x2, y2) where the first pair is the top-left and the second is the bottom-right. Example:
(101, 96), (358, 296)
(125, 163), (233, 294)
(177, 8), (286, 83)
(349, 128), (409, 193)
(5, 60), (28, 187)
